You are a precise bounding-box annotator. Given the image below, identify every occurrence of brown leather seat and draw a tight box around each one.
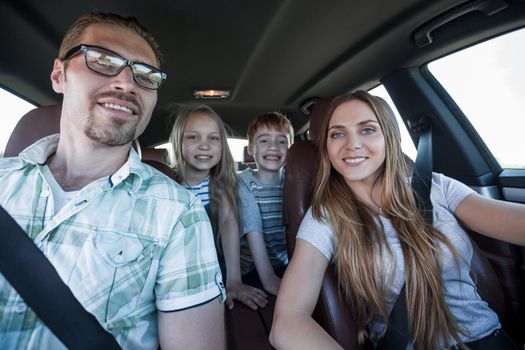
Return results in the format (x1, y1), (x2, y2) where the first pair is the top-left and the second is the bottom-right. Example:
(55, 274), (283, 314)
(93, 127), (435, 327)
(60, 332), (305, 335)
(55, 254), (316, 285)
(4, 105), (62, 158)
(142, 148), (168, 164)
(4, 105), (178, 182)
(282, 97), (505, 349)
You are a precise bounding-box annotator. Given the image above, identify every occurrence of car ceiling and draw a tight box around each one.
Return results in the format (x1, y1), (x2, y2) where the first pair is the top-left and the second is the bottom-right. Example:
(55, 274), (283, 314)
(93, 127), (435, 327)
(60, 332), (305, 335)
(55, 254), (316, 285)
(1, 0), (523, 148)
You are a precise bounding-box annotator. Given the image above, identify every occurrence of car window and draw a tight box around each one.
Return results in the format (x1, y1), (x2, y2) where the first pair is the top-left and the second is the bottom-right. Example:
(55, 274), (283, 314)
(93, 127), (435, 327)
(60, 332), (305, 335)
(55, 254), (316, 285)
(428, 28), (525, 169)
(369, 85), (417, 161)
(1, 87), (35, 156)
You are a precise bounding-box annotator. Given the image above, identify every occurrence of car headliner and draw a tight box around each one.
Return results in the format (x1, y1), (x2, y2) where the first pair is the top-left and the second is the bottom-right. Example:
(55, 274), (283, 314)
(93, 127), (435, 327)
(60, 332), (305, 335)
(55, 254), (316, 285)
(1, 0), (523, 147)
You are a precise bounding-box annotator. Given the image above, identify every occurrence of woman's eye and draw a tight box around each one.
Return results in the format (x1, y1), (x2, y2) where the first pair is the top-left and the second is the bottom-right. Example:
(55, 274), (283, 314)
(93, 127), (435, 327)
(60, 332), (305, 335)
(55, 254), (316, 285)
(185, 135), (197, 140)
(210, 136), (220, 141)
(330, 131), (344, 139)
(362, 127), (375, 135)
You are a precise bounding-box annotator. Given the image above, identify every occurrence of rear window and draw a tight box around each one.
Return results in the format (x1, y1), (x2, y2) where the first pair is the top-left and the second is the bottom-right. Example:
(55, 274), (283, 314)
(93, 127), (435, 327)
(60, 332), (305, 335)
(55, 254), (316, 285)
(428, 28), (525, 169)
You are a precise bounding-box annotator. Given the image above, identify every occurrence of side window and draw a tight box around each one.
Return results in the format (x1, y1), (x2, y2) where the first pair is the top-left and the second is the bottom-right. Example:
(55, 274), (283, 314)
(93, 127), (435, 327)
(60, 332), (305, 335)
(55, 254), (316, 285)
(1, 87), (35, 157)
(369, 85), (417, 160)
(428, 28), (525, 169)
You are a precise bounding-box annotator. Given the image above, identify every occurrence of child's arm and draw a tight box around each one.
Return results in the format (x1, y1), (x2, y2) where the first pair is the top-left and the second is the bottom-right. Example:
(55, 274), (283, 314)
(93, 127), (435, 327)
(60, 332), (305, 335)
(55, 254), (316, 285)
(219, 196), (268, 309)
(246, 230), (281, 295)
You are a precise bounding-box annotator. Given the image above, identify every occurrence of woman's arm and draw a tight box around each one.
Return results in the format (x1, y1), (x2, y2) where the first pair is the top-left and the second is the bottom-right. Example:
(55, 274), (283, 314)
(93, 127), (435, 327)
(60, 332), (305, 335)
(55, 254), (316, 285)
(270, 239), (342, 350)
(455, 192), (525, 246)
(219, 196), (268, 309)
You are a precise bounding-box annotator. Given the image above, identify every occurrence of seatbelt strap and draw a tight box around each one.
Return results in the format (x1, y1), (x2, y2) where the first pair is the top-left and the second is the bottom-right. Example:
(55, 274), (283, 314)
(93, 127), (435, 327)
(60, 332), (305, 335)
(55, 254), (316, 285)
(410, 116), (434, 224)
(0, 205), (121, 350)
(376, 117), (433, 350)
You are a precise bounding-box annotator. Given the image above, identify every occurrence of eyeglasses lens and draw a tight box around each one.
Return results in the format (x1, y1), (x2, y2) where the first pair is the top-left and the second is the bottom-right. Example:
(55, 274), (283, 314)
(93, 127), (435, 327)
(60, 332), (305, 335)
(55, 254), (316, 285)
(84, 47), (164, 90)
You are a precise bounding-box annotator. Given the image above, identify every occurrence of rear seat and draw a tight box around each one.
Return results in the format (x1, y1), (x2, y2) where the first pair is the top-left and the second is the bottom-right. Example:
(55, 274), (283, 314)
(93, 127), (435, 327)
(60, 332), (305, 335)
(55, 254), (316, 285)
(226, 296), (276, 350)
(238, 145), (257, 171)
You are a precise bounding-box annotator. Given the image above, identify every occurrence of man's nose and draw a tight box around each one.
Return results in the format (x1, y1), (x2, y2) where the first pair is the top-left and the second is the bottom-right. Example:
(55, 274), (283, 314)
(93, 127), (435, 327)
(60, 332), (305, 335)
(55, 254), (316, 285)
(109, 65), (137, 94)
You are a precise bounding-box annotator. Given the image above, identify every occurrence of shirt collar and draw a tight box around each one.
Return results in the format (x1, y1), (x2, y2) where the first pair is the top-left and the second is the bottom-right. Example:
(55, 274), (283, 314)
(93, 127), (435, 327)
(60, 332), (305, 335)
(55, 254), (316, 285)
(18, 134), (150, 192)
(18, 134), (60, 165)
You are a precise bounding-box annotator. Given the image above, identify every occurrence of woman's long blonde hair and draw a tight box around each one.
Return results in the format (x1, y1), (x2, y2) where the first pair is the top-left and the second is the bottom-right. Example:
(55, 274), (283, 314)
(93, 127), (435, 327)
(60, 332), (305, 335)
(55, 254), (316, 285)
(169, 104), (239, 235)
(312, 91), (464, 349)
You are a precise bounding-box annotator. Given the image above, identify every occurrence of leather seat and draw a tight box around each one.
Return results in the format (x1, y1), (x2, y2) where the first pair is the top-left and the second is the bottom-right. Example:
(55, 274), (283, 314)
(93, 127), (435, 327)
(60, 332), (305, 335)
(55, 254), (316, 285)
(282, 97), (505, 349)
(4, 105), (178, 182)
(238, 145), (256, 171)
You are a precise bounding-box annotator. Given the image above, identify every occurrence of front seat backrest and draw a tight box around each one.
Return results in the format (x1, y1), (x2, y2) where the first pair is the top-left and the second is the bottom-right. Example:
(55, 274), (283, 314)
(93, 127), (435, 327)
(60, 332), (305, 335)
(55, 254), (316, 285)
(283, 96), (361, 349)
(4, 105), (62, 158)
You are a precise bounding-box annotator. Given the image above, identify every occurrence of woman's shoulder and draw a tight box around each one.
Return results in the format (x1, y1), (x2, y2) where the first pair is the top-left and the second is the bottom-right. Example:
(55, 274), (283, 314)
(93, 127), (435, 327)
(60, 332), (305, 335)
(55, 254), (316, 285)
(431, 172), (475, 211)
(297, 207), (336, 261)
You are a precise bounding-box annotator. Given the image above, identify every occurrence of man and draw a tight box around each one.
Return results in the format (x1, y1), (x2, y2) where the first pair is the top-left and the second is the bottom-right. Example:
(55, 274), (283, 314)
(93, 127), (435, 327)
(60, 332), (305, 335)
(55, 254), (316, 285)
(0, 13), (225, 349)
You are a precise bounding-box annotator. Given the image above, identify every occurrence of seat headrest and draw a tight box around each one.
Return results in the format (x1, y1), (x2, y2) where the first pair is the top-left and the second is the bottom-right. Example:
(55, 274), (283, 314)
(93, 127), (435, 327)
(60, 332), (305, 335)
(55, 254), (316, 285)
(308, 96), (335, 147)
(243, 145), (255, 163)
(142, 148), (169, 164)
(4, 105), (62, 157)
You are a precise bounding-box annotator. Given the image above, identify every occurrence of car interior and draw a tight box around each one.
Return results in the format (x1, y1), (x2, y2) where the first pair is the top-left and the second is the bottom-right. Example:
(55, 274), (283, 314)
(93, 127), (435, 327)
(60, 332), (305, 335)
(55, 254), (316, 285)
(1, 0), (524, 348)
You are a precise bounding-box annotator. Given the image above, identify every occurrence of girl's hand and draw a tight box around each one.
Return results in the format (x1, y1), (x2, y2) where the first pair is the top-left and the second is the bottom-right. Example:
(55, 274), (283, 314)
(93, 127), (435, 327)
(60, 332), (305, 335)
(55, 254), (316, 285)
(226, 281), (269, 310)
(262, 274), (281, 296)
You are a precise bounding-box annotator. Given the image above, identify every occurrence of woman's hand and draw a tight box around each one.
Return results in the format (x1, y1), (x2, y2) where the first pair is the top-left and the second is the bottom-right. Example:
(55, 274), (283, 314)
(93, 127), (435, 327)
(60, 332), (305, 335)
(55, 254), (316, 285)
(226, 280), (269, 310)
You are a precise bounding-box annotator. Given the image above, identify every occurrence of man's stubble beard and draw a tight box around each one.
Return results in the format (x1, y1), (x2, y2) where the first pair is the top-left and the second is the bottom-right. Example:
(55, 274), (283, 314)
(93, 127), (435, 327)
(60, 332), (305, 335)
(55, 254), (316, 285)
(83, 95), (141, 146)
(84, 107), (138, 147)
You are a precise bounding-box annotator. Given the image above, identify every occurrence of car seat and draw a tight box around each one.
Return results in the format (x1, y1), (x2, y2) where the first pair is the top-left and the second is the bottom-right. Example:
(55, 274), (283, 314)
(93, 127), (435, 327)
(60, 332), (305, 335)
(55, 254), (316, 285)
(282, 96), (505, 349)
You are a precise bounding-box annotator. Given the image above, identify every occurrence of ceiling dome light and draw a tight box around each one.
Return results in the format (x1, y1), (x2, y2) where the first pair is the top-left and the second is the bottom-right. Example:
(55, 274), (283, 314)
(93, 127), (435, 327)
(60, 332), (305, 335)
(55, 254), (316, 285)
(193, 89), (231, 99)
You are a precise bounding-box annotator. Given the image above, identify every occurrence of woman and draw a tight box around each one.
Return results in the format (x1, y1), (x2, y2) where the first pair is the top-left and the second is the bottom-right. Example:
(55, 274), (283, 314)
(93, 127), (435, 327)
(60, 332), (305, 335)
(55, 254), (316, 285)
(270, 91), (524, 349)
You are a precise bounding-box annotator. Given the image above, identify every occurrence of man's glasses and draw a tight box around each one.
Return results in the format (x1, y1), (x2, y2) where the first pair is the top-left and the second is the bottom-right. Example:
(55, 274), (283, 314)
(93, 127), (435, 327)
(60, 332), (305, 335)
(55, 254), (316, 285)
(62, 44), (167, 90)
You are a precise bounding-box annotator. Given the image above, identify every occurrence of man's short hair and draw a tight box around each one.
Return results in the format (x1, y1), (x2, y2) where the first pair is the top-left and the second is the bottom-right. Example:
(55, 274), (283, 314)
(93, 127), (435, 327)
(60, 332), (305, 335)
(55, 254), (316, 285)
(246, 111), (294, 145)
(59, 12), (163, 66)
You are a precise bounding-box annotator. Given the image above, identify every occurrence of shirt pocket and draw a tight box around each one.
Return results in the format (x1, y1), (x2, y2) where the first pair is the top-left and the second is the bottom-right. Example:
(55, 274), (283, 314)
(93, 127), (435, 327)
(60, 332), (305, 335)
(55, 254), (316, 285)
(69, 229), (159, 328)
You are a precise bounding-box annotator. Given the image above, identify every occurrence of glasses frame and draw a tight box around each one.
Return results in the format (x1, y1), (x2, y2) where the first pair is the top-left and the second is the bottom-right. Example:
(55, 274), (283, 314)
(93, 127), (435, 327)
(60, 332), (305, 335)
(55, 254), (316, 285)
(62, 44), (167, 90)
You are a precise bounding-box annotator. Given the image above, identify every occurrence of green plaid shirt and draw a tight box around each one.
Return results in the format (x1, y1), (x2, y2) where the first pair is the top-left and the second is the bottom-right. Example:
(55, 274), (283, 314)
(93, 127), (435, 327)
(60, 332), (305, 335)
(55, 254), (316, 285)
(0, 135), (224, 349)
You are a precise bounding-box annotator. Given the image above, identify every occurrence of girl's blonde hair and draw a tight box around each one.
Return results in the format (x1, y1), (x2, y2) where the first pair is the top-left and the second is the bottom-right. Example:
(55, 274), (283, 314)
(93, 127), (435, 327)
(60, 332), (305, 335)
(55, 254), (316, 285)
(169, 104), (239, 235)
(312, 90), (464, 349)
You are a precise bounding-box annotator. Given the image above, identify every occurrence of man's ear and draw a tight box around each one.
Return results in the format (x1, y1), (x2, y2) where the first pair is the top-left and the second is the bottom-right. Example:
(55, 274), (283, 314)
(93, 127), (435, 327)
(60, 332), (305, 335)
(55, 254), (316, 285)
(247, 143), (254, 156)
(50, 59), (65, 93)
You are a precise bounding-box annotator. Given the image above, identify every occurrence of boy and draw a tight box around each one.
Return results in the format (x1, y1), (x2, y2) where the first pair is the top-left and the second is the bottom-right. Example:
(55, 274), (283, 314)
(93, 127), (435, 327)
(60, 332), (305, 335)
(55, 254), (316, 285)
(238, 111), (294, 295)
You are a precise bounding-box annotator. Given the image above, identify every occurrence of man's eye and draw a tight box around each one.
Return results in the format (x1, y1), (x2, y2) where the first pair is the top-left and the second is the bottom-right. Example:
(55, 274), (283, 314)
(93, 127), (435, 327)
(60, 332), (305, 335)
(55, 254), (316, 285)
(93, 55), (120, 68)
(135, 74), (154, 85)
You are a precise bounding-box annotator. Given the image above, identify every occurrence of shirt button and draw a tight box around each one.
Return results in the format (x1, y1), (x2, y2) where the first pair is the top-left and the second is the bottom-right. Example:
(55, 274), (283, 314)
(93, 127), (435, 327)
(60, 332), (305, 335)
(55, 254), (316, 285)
(41, 190), (50, 197)
(14, 303), (27, 313)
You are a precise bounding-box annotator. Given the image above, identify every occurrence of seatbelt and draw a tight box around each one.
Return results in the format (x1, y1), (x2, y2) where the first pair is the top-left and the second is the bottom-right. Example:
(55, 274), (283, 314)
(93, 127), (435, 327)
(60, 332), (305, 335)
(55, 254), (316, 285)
(0, 205), (121, 350)
(376, 117), (433, 350)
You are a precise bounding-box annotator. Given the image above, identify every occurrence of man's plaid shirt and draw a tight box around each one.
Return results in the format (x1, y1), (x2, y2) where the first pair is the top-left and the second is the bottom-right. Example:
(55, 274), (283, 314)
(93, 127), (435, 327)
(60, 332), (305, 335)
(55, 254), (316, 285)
(0, 135), (224, 349)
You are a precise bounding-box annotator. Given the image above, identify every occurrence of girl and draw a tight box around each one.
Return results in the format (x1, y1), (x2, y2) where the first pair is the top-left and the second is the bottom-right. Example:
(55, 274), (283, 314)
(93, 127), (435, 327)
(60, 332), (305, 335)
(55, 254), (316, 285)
(169, 104), (268, 310)
(270, 91), (524, 349)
